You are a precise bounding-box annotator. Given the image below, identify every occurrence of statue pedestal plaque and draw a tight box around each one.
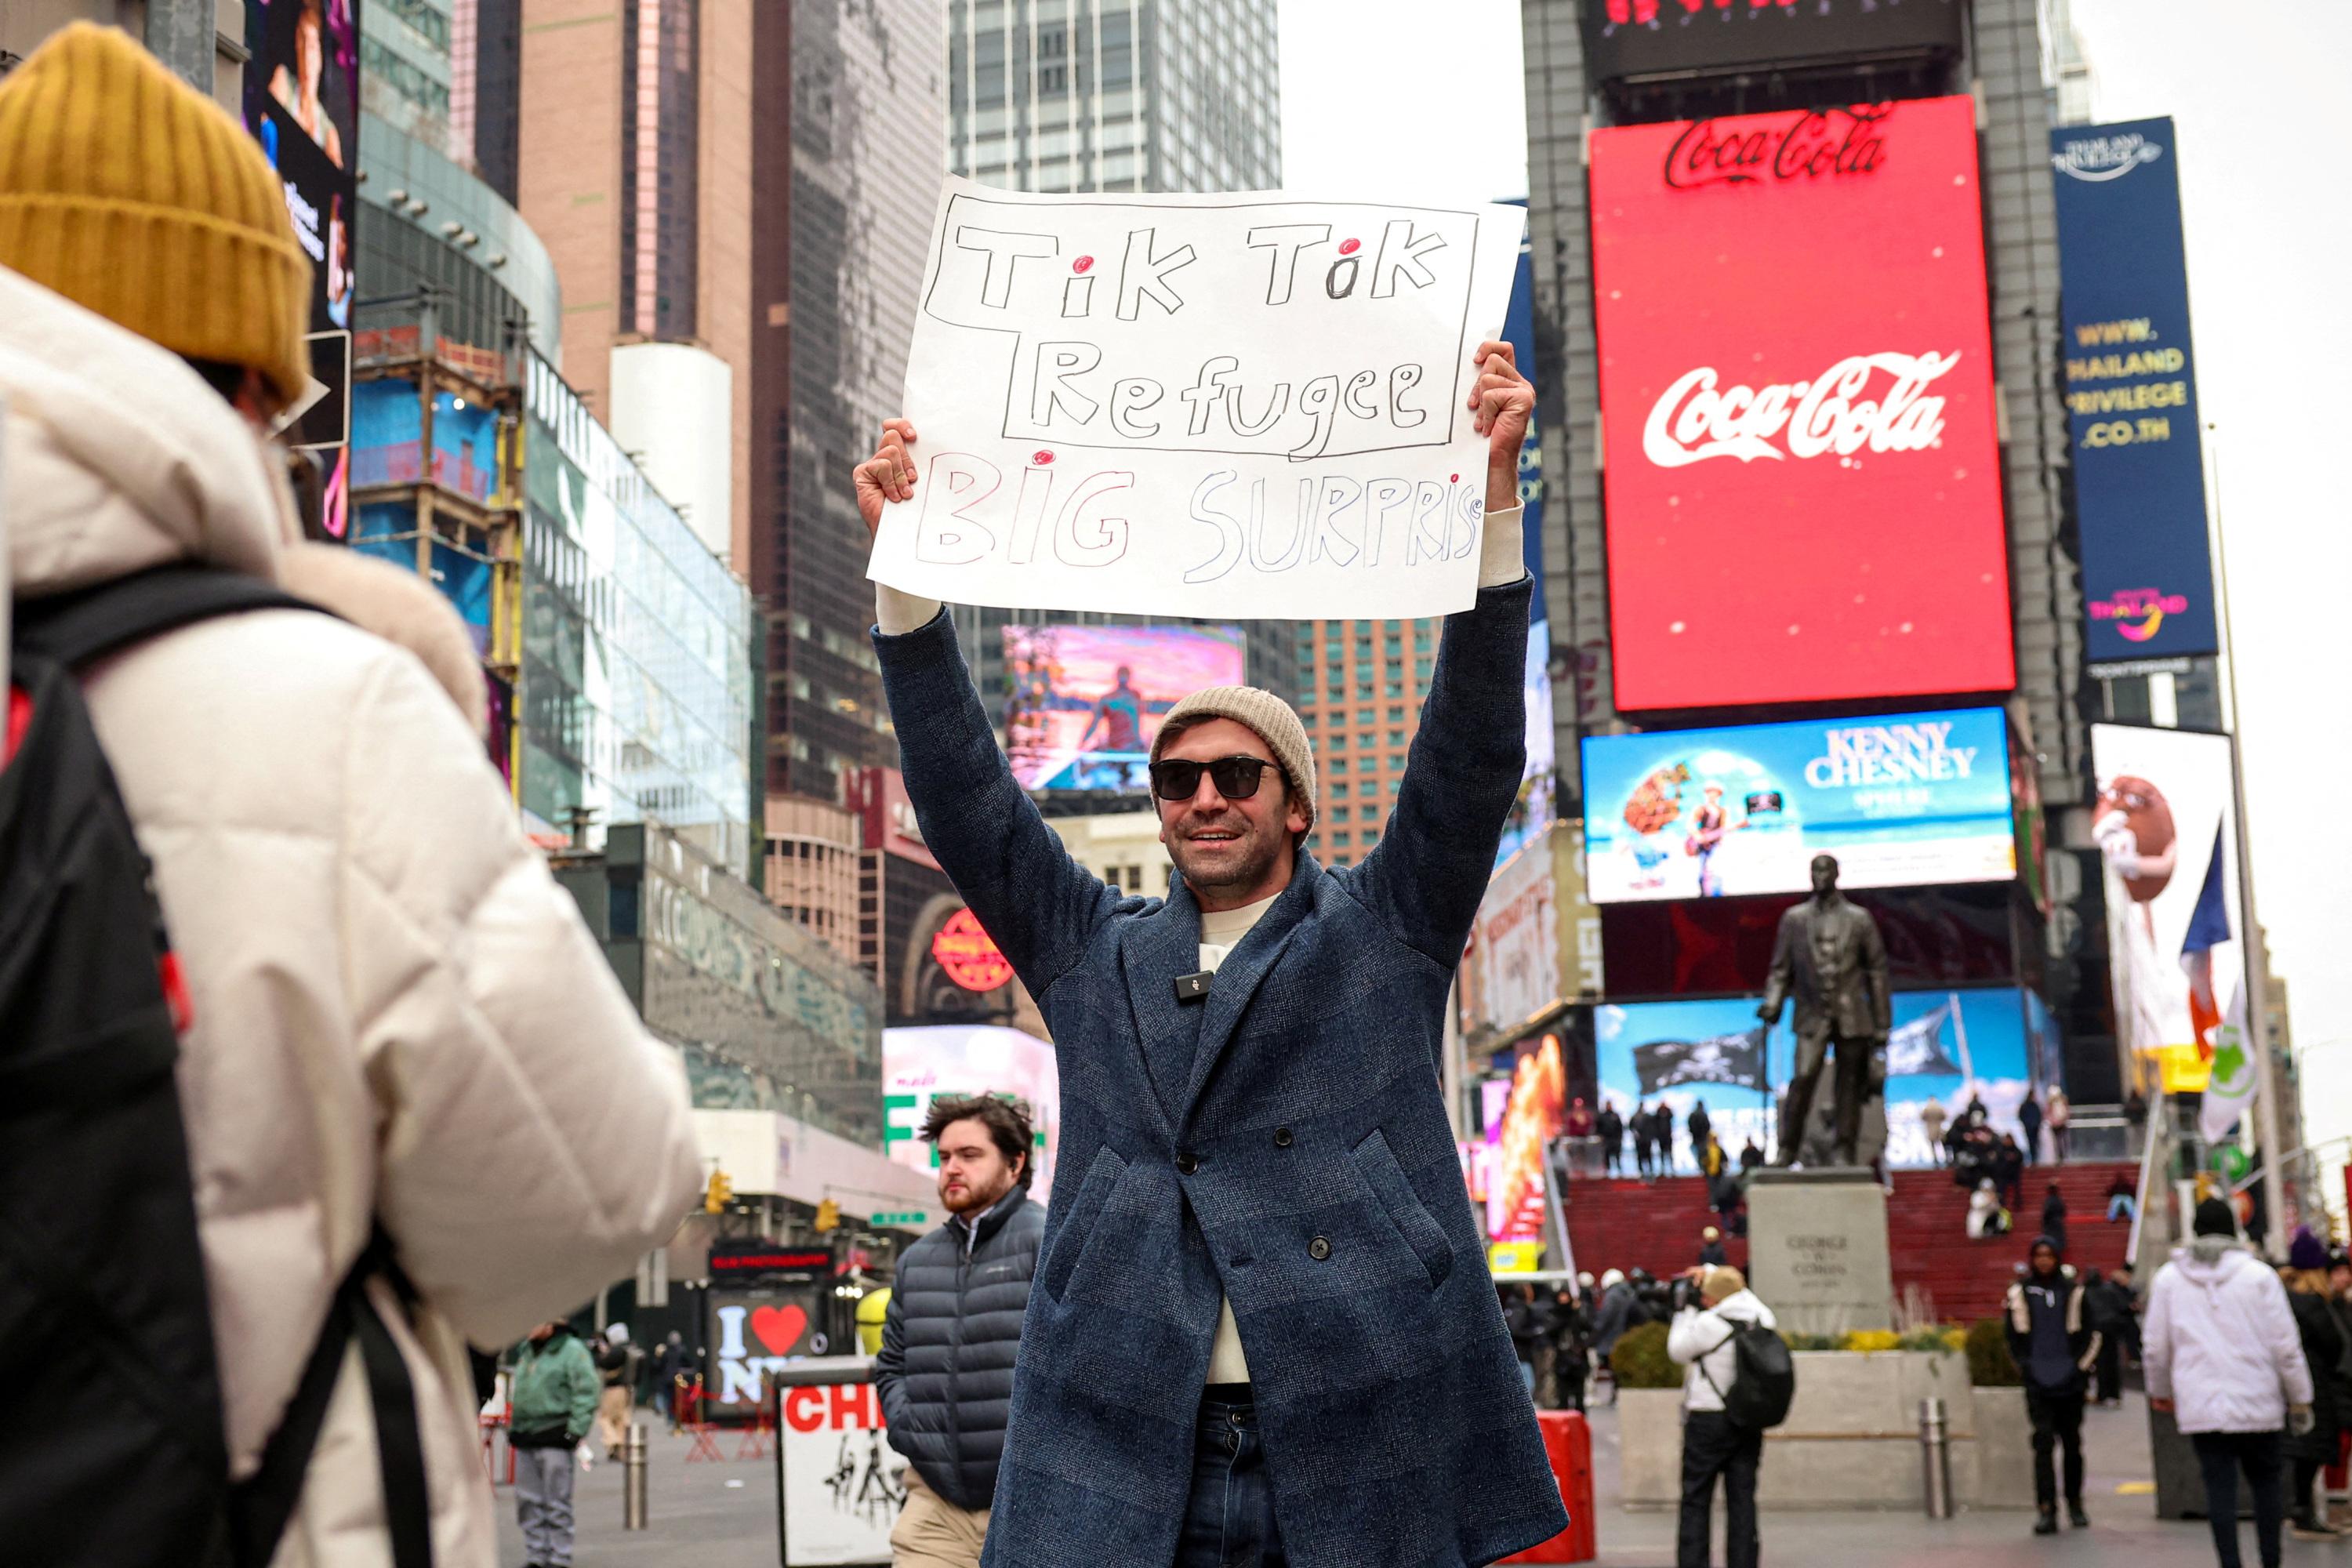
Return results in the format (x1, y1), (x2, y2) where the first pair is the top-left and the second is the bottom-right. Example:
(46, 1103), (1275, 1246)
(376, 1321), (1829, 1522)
(1744, 1167), (1896, 1336)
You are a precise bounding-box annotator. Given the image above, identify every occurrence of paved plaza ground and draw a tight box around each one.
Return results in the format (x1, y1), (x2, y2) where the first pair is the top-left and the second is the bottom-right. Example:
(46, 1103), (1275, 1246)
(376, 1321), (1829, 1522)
(497, 1389), (2332, 1566)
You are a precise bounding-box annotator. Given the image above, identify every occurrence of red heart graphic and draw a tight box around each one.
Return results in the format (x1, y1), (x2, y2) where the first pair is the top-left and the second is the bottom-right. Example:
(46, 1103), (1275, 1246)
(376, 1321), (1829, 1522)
(1073, 255), (1094, 274)
(1033, 449), (1055, 466)
(1338, 238), (1362, 256)
(750, 1304), (808, 1356)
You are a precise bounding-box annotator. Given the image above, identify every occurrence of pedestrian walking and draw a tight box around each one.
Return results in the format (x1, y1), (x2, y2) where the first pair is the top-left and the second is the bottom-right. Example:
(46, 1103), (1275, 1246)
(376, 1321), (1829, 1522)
(1592, 1268), (1636, 1403)
(2020, 1092), (2045, 1165)
(510, 1321), (601, 1568)
(1668, 1265), (1780, 1568)
(1504, 1283), (1547, 1399)
(2047, 1089), (2072, 1163)
(1654, 1105), (1679, 1174)
(1699, 1226), (1727, 1268)
(854, 342), (1566, 1566)
(873, 1096), (1045, 1568)
(1599, 1102), (1627, 1176)
(1995, 1133), (2027, 1212)
(1738, 1137), (1766, 1174)
(655, 1330), (691, 1429)
(1921, 1100), (1949, 1164)
(2084, 1266), (2139, 1406)
(2005, 1236), (2099, 1534)
(2041, 1182), (2070, 1258)
(1634, 1103), (1657, 1178)
(1549, 1287), (1592, 1413)
(594, 1323), (637, 1458)
(1688, 1100), (1712, 1174)
(0, 27), (700, 1568)
(2282, 1230), (2351, 1539)
(2144, 1198), (2315, 1568)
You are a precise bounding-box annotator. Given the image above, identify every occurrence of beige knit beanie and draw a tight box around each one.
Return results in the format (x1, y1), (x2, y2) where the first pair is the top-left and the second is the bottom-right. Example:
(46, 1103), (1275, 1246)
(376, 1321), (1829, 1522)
(1151, 686), (1317, 832)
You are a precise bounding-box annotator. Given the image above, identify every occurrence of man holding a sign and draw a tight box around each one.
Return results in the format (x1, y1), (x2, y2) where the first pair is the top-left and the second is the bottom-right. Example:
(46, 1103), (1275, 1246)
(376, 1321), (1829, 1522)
(858, 181), (1564, 1567)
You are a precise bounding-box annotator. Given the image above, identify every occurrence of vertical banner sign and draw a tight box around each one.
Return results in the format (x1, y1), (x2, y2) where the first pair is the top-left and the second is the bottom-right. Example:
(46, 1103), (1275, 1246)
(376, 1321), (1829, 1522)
(2049, 119), (2220, 662)
(1588, 97), (2014, 710)
(244, 0), (360, 537)
(1497, 229), (1558, 866)
(880, 178), (1525, 618)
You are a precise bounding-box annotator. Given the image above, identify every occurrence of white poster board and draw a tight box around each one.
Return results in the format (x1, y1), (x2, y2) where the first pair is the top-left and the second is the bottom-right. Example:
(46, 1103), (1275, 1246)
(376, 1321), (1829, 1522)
(876, 180), (1524, 619)
(779, 1381), (899, 1566)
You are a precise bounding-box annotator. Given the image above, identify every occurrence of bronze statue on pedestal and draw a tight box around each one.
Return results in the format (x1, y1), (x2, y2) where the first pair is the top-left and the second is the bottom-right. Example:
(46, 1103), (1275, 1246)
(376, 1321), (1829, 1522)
(1758, 854), (1890, 1167)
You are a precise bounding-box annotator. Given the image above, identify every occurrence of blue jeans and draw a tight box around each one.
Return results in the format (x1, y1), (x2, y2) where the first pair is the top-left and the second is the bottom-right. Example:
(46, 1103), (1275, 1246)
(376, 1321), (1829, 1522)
(1178, 1392), (1287, 1567)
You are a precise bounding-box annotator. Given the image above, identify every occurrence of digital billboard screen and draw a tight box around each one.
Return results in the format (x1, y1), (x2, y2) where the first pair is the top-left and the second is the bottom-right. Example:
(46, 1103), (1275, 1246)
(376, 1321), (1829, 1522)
(1581, 706), (2015, 903)
(2049, 119), (2220, 662)
(245, 0), (360, 535)
(1595, 985), (2033, 1169)
(1589, 96), (2014, 711)
(1002, 623), (1245, 790)
(1581, 0), (1964, 85)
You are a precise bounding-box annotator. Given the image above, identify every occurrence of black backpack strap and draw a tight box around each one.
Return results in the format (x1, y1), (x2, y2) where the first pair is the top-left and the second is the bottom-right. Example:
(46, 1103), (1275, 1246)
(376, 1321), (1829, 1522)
(13, 564), (332, 670)
(230, 1230), (435, 1568)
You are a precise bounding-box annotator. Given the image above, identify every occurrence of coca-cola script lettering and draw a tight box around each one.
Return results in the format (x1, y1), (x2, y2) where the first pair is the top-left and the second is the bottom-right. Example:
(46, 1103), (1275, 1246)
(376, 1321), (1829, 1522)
(1664, 106), (1890, 191)
(1642, 351), (1959, 468)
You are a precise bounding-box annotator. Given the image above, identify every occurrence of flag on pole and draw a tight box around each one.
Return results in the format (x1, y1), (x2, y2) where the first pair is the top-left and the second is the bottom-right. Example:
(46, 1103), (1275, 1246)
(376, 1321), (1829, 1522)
(2181, 823), (2255, 1142)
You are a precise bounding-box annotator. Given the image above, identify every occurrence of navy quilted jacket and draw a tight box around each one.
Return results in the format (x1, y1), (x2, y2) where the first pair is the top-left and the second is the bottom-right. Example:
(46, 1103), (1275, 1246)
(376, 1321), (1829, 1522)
(873, 577), (1566, 1568)
(873, 1190), (1044, 1508)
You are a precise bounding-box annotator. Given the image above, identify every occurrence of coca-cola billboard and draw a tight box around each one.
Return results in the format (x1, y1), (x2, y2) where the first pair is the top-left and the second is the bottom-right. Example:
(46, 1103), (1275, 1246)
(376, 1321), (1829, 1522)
(1591, 96), (2014, 711)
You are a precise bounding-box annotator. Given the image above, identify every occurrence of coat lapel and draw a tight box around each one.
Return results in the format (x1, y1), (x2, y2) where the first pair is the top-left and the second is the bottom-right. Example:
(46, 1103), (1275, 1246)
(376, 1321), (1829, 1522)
(1119, 883), (1202, 1138)
(1179, 859), (1320, 1118)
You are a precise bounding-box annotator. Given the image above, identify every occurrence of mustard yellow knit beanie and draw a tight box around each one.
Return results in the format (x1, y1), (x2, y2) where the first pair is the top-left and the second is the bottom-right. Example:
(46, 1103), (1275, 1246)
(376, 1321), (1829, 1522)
(0, 24), (313, 408)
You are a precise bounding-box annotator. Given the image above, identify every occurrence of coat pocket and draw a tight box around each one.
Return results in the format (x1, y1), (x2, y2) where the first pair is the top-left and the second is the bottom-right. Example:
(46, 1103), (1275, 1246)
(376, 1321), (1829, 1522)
(1040, 1145), (1128, 1301)
(1349, 1129), (1455, 1291)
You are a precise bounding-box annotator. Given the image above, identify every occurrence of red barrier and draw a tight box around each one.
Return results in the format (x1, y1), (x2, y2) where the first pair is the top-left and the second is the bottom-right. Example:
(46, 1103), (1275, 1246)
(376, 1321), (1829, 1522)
(1498, 1410), (1597, 1564)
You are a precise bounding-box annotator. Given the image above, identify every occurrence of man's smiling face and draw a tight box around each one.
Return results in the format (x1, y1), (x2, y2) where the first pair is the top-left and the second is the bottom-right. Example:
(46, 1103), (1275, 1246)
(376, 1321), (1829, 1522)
(1155, 717), (1309, 906)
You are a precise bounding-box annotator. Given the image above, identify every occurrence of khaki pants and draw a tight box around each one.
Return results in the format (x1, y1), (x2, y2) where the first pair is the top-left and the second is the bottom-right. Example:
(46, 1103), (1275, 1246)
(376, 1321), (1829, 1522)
(891, 1467), (989, 1568)
(596, 1384), (633, 1454)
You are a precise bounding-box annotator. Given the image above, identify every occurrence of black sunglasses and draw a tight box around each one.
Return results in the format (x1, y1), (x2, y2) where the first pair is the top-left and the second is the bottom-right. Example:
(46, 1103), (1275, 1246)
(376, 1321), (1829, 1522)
(1149, 754), (1276, 802)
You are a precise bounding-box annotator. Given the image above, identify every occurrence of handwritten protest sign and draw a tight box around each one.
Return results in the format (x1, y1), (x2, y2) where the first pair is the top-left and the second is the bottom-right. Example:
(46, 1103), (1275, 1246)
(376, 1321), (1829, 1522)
(873, 180), (1525, 619)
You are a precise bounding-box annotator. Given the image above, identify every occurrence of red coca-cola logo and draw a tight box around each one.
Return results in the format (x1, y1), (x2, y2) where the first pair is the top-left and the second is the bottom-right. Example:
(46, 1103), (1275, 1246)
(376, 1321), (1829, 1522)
(1664, 104), (1892, 191)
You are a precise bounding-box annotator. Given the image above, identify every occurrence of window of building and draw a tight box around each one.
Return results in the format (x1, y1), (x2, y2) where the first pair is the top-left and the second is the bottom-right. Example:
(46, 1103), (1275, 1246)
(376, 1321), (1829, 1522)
(1388, 779), (1403, 797)
(1414, 657), (1432, 681)
(1356, 708), (1374, 724)
(1385, 681), (1403, 698)
(1330, 782), (1349, 799)
(1387, 706), (1404, 721)
(1327, 757), (1347, 773)
(1334, 831), (1353, 847)
(1325, 731), (1347, 750)
(1331, 805), (1351, 822)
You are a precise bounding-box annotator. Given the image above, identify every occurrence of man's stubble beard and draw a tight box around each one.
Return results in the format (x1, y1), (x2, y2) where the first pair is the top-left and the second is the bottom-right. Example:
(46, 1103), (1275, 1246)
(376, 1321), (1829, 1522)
(1167, 812), (1286, 896)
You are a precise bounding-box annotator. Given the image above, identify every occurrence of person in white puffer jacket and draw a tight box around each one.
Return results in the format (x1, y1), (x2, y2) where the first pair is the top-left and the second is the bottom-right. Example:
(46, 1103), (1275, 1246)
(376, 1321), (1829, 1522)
(2143, 1196), (2314, 1568)
(0, 24), (702, 1567)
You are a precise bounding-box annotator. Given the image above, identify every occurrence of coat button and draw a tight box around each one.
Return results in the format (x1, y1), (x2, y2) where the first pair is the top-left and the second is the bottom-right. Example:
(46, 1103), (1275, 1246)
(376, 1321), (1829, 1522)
(1176, 1150), (1200, 1175)
(1272, 1127), (1294, 1148)
(1308, 1236), (1332, 1261)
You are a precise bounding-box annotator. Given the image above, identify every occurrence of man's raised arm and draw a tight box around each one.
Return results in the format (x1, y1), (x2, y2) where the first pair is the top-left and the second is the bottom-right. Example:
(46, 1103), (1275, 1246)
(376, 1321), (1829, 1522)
(860, 419), (1120, 997)
(1351, 341), (1535, 967)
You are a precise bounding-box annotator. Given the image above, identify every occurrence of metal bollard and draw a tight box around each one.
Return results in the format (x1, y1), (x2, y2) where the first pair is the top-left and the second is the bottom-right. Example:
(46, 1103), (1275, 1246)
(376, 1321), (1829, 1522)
(622, 1421), (649, 1530)
(1919, 1396), (1955, 1520)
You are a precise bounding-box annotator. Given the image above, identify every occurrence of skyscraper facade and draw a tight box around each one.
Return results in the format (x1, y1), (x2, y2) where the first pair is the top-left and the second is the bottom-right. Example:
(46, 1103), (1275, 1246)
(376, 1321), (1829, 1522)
(517, 0), (946, 805)
(942, 0), (1297, 723)
(946, 0), (1280, 194)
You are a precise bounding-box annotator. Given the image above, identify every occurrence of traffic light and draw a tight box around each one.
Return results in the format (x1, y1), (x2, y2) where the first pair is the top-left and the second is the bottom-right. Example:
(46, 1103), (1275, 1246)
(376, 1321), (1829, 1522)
(704, 1168), (733, 1214)
(815, 1198), (840, 1232)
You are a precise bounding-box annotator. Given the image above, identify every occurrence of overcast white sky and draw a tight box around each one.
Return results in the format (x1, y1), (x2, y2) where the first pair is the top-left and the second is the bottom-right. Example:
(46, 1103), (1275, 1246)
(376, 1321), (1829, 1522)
(1280, 0), (2352, 1184)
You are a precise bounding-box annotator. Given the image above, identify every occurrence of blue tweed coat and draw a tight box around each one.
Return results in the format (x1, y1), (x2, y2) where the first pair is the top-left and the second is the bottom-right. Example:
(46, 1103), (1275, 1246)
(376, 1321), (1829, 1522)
(873, 577), (1566, 1568)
